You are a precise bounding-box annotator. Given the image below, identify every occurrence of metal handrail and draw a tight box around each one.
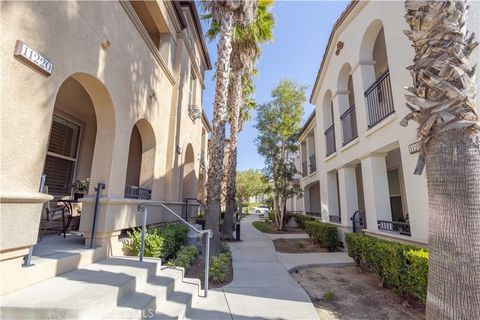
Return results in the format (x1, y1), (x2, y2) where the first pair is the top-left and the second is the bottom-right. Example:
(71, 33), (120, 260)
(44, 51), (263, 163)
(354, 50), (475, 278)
(137, 201), (212, 297)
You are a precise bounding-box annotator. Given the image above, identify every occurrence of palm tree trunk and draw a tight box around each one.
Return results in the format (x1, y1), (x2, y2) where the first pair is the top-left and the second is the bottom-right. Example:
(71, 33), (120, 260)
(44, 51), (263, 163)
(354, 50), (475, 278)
(425, 130), (480, 319)
(206, 9), (234, 255)
(221, 69), (242, 240)
(403, 1), (480, 317)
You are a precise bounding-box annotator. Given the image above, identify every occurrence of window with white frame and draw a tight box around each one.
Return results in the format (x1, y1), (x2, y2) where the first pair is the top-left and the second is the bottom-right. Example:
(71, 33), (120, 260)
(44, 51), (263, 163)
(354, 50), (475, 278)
(43, 115), (81, 196)
(188, 69), (196, 106)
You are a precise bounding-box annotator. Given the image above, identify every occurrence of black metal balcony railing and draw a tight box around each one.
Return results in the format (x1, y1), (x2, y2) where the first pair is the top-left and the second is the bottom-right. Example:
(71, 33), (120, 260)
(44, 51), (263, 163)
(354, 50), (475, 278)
(365, 69), (395, 128)
(377, 220), (411, 236)
(329, 215), (341, 223)
(124, 185), (152, 200)
(340, 105), (358, 146)
(302, 160), (308, 177)
(324, 124), (336, 157)
(306, 211), (321, 218)
(309, 153), (316, 174)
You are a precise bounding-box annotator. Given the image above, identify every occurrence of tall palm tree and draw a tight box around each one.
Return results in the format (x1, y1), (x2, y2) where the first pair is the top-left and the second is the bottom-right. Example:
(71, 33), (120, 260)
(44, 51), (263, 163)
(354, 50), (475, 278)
(403, 1), (479, 319)
(200, 0), (258, 253)
(221, 0), (274, 240)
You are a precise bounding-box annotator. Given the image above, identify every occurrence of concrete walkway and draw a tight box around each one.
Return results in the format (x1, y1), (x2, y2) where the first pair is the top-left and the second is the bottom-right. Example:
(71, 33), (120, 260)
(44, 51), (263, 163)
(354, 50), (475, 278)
(187, 215), (320, 320)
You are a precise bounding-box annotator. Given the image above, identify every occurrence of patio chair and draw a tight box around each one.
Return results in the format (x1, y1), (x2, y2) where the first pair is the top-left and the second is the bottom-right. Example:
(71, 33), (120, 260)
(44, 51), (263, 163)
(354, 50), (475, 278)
(39, 186), (67, 241)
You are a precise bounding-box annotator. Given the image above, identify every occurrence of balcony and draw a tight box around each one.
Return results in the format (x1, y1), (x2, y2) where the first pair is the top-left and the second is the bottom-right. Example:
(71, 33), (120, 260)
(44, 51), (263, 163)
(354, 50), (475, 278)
(329, 215), (341, 223)
(302, 160), (308, 177)
(306, 211), (321, 218)
(377, 220), (411, 236)
(365, 69), (395, 128)
(309, 153), (316, 174)
(340, 105), (358, 145)
(324, 124), (336, 157)
(124, 185), (152, 200)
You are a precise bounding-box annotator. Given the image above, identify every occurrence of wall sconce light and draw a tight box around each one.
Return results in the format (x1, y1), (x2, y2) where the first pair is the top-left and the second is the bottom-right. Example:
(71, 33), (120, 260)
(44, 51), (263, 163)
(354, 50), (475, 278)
(101, 39), (110, 49)
(335, 41), (344, 56)
(188, 105), (202, 123)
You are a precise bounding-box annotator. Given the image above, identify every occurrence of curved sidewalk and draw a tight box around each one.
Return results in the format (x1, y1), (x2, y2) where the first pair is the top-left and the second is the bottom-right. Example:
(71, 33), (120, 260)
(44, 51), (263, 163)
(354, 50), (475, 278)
(225, 215), (320, 320)
(188, 215), (320, 320)
(264, 232), (354, 271)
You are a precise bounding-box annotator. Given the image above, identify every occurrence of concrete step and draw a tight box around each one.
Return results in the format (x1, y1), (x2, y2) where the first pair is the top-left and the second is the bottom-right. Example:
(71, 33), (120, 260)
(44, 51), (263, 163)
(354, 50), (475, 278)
(101, 267), (184, 320)
(0, 257), (159, 319)
(153, 276), (201, 320)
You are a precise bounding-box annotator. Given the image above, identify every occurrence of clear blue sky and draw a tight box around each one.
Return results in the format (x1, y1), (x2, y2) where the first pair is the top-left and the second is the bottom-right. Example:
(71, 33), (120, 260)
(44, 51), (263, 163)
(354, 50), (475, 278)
(201, 1), (349, 171)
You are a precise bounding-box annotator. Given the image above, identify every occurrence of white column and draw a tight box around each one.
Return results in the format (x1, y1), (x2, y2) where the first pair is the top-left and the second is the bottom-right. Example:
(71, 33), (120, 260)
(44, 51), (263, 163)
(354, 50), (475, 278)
(326, 171), (340, 218)
(360, 154), (392, 232)
(337, 166), (358, 228)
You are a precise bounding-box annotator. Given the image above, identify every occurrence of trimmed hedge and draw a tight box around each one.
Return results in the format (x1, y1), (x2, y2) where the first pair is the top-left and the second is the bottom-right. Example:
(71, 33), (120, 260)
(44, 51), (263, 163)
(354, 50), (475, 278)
(287, 213), (316, 229)
(304, 220), (339, 251)
(345, 233), (428, 303)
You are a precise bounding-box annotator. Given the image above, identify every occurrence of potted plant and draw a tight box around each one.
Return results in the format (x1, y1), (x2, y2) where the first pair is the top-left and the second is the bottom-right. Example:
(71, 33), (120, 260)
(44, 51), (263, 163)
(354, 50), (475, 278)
(73, 178), (90, 200)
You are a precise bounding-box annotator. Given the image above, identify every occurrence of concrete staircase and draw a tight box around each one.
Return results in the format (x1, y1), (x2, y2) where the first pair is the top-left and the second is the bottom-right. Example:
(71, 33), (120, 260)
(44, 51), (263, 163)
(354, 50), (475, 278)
(0, 257), (202, 320)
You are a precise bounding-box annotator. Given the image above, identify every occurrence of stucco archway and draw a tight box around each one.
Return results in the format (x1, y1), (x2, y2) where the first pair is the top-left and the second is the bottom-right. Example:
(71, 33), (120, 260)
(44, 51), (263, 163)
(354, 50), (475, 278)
(124, 119), (156, 199)
(182, 143), (197, 200)
(43, 73), (115, 197)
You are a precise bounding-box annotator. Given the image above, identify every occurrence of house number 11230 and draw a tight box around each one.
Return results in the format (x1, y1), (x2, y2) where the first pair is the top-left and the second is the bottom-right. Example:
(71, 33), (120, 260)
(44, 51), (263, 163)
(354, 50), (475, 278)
(14, 40), (53, 76)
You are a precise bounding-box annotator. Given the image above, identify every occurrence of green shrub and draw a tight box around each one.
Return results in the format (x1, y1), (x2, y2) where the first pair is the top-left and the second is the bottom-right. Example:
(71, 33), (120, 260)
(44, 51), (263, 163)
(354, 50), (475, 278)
(166, 245), (198, 270)
(268, 211), (275, 221)
(209, 252), (232, 282)
(252, 221), (269, 233)
(344, 233), (428, 304)
(288, 214), (316, 229)
(158, 224), (189, 260)
(405, 249), (428, 303)
(125, 228), (164, 258)
(304, 220), (339, 251)
(323, 291), (336, 301)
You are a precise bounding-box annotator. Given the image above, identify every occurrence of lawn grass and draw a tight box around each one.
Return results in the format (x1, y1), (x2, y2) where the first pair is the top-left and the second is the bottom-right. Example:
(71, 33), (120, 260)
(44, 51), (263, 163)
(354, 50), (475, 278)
(252, 221), (269, 233)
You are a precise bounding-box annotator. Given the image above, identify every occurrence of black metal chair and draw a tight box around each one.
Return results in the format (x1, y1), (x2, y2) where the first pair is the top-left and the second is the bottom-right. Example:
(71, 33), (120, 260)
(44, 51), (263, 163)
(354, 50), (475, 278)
(39, 186), (68, 240)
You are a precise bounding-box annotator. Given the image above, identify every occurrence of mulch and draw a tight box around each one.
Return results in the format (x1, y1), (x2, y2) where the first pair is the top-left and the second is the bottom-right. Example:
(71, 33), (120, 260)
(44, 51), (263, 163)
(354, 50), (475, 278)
(185, 254), (233, 289)
(273, 238), (331, 253)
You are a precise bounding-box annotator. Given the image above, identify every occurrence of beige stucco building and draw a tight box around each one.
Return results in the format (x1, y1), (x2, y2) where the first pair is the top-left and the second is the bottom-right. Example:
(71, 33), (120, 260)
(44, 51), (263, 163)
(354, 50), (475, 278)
(293, 0), (479, 246)
(0, 0), (211, 295)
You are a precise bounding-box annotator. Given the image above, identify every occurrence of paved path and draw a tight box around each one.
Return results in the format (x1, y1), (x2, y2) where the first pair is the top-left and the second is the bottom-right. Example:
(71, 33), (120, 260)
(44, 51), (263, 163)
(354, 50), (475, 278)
(188, 215), (320, 320)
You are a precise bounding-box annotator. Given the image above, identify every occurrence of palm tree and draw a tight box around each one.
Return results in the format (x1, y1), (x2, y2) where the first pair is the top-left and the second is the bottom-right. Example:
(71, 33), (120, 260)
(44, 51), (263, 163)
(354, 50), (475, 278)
(221, 0), (274, 240)
(200, 0), (258, 253)
(403, 1), (479, 319)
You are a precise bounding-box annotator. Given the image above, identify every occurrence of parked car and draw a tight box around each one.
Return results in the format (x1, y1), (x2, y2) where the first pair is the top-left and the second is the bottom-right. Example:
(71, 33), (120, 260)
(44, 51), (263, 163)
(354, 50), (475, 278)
(254, 205), (270, 218)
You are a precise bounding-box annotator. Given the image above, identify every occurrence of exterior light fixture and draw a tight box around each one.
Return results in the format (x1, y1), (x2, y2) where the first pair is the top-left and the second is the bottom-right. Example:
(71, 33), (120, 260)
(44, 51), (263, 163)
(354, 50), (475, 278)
(188, 105), (202, 123)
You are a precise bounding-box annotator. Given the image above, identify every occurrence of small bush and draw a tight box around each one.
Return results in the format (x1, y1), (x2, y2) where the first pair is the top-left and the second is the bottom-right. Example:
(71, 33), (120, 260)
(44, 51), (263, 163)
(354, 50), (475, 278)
(323, 291), (336, 301)
(268, 211), (275, 221)
(404, 249), (428, 303)
(125, 228), (164, 258)
(305, 220), (339, 251)
(166, 245), (198, 270)
(158, 224), (189, 260)
(345, 233), (428, 304)
(252, 221), (269, 233)
(287, 214), (316, 229)
(209, 252), (231, 282)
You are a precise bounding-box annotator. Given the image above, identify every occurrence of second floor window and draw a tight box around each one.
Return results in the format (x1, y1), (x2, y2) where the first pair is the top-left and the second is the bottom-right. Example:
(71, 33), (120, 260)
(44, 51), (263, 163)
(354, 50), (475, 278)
(189, 70), (196, 106)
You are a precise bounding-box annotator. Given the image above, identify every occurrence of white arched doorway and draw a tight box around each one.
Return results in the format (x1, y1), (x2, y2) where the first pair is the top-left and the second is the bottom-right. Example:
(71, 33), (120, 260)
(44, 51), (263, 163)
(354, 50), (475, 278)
(124, 119), (156, 200)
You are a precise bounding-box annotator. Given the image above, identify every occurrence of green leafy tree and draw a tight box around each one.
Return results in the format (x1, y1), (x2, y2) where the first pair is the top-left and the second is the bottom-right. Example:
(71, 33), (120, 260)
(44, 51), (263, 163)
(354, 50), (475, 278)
(255, 79), (306, 230)
(236, 169), (269, 211)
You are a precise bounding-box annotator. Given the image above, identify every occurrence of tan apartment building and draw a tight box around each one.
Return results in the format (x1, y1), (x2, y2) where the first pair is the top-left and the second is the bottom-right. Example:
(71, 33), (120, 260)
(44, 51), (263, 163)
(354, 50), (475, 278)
(0, 0), (211, 295)
(293, 0), (478, 246)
